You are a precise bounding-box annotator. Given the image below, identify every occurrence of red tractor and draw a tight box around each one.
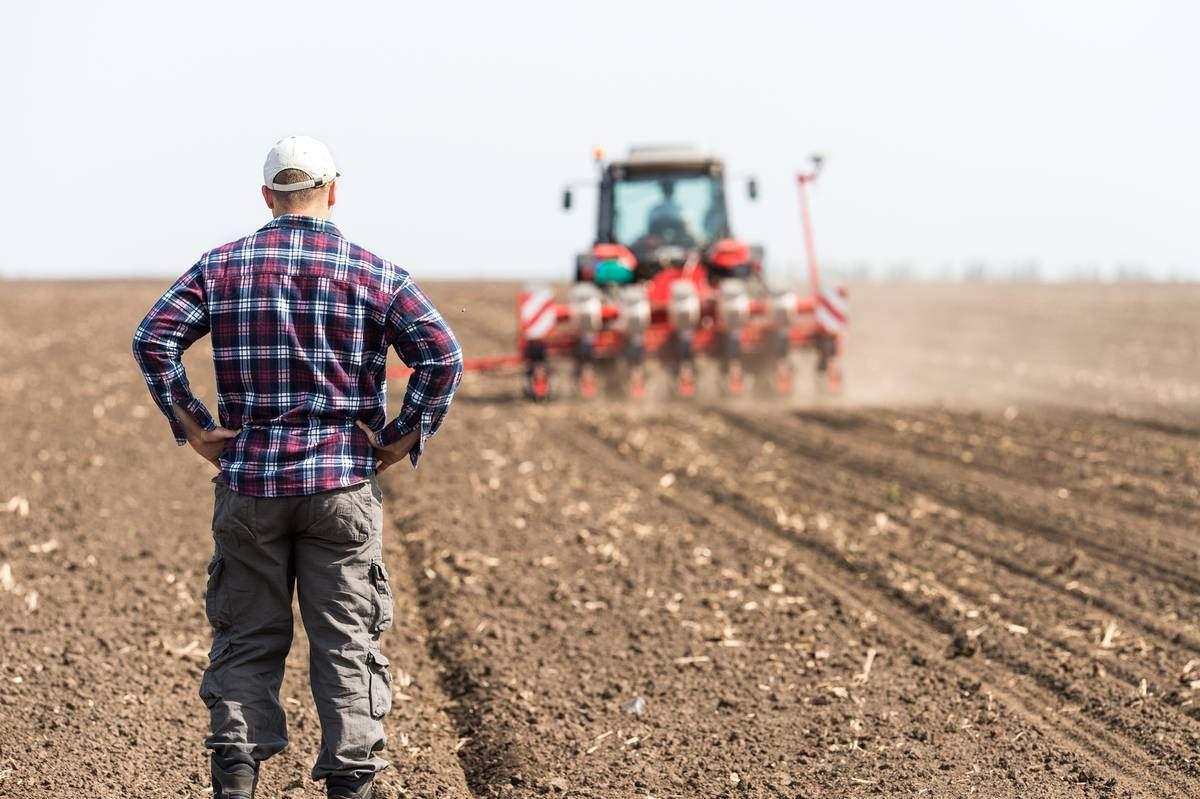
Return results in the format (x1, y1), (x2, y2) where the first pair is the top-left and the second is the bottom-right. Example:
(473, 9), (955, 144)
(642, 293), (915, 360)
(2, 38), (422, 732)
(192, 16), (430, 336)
(521, 146), (847, 400)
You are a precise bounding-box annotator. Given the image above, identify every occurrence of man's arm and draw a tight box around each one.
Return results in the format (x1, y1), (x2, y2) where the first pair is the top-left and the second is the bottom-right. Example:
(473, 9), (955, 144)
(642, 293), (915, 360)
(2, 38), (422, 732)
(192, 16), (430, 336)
(131, 263), (219, 445)
(372, 276), (464, 467)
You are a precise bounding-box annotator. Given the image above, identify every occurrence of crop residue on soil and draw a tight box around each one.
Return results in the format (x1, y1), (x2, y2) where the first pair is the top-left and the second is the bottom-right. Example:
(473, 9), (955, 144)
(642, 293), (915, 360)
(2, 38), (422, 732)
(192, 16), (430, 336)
(0, 280), (1198, 798)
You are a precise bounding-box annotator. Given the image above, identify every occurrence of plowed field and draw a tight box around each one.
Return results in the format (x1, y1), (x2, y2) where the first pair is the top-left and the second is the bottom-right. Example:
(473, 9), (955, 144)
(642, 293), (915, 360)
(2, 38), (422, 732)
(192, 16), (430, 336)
(1, 280), (1198, 798)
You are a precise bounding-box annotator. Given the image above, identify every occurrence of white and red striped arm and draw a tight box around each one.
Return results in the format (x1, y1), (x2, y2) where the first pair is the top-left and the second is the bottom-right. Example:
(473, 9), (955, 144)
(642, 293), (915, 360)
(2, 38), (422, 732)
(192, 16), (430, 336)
(814, 287), (848, 334)
(519, 286), (557, 340)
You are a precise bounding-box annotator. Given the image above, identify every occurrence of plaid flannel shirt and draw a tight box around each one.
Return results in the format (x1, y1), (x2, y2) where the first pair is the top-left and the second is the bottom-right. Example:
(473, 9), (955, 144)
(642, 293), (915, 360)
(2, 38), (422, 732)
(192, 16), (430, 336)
(132, 215), (463, 497)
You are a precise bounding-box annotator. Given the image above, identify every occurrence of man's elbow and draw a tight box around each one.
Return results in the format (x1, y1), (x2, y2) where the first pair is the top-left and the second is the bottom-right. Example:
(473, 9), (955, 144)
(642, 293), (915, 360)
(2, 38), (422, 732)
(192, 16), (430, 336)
(438, 327), (464, 370)
(131, 328), (148, 365)
(131, 321), (171, 369)
(448, 340), (465, 381)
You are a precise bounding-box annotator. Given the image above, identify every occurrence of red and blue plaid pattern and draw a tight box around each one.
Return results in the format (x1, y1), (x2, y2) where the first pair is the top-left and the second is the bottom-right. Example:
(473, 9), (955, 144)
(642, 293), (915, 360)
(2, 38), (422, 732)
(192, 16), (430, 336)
(133, 215), (463, 497)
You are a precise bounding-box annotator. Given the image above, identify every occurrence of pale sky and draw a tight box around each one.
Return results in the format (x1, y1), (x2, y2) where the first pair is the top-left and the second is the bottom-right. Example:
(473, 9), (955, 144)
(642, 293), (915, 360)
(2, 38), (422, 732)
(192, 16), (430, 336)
(4, 0), (1198, 281)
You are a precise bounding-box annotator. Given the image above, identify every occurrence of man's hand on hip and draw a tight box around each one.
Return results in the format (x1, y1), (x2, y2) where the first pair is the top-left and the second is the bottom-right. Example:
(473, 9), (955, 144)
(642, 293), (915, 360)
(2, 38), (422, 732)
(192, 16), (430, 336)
(356, 421), (419, 474)
(172, 402), (241, 469)
(188, 427), (242, 469)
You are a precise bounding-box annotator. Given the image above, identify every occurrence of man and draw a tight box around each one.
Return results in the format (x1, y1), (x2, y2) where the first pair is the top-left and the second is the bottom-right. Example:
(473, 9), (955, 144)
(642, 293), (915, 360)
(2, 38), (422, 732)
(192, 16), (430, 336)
(646, 178), (694, 244)
(132, 135), (463, 799)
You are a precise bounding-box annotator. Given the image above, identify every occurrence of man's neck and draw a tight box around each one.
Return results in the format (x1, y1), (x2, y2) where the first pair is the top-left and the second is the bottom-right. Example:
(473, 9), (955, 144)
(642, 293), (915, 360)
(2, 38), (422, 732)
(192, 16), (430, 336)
(272, 208), (332, 220)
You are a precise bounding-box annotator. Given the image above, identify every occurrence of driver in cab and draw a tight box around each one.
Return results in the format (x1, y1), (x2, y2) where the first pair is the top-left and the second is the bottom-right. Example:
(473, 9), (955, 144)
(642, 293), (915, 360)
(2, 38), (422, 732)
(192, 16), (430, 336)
(646, 179), (696, 244)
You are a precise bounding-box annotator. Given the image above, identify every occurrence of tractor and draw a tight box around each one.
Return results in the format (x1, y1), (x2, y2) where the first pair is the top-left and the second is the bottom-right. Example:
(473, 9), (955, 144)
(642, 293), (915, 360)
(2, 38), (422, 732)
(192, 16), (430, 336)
(521, 145), (847, 399)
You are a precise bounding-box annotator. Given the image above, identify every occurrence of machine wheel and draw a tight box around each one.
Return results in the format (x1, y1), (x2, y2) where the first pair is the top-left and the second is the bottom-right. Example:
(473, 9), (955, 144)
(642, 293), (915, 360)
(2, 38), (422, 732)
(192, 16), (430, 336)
(628, 366), (646, 401)
(525, 364), (551, 401)
(676, 362), (697, 398)
(724, 361), (745, 396)
(775, 361), (794, 397)
(814, 334), (843, 395)
(825, 362), (844, 394)
(577, 364), (597, 399)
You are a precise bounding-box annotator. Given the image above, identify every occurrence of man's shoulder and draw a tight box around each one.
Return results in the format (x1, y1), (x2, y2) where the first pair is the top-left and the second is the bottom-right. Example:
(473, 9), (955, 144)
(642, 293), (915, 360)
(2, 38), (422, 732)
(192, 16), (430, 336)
(340, 240), (413, 294)
(196, 228), (275, 266)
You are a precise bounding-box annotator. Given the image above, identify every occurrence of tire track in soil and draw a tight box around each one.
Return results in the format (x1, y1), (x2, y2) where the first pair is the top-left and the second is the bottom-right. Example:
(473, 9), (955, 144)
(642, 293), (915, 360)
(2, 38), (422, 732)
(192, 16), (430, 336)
(664, 407), (1200, 754)
(374, 537), (477, 799)
(621, 407), (1200, 769)
(1117, 415), (1200, 441)
(876, 406), (1196, 494)
(742, 410), (1200, 662)
(807, 407), (1200, 530)
(715, 407), (1200, 601)
(895, 407), (1200, 484)
(391, 518), (538, 798)
(660, 405), (1200, 659)
(572, 410), (1200, 797)
(728, 408), (1200, 767)
(676, 400), (1200, 633)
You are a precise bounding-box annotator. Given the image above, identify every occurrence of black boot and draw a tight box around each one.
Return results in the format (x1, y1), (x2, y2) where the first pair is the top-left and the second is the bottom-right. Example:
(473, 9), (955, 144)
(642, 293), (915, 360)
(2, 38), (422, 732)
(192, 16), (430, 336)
(327, 772), (375, 799)
(211, 757), (258, 799)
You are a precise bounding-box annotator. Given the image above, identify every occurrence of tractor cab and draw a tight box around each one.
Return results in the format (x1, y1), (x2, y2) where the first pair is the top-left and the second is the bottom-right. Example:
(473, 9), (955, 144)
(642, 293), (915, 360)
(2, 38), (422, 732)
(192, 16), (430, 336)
(567, 146), (760, 286)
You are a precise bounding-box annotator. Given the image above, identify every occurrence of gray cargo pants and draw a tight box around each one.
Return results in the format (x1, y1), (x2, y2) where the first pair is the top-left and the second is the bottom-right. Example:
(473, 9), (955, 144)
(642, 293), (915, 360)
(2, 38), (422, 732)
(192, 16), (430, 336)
(200, 477), (394, 781)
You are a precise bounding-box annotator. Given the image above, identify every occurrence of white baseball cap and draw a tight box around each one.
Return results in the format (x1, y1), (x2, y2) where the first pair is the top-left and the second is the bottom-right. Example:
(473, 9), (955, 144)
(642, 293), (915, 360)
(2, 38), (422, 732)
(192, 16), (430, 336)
(263, 135), (340, 191)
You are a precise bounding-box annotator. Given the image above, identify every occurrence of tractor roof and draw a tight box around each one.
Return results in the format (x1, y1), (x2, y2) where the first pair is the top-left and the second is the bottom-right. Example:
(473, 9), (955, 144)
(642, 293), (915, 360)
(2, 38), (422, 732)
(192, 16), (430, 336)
(615, 145), (723, 172)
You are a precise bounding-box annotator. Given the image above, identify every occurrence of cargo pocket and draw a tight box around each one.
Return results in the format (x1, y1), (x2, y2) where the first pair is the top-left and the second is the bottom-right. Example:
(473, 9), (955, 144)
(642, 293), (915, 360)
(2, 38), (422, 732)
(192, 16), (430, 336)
(369, 561), (394, 635)
(366, 649), (392, 719)
(204, 555), (230, 631)
(198, 638), (231, 708)
(213, 484), (255, 546)
(321, 484), (370, 544)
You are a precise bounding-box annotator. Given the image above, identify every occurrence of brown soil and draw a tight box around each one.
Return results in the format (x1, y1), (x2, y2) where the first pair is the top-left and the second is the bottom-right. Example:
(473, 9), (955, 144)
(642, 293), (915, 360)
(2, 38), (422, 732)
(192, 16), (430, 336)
(1, 280), (1198, 798)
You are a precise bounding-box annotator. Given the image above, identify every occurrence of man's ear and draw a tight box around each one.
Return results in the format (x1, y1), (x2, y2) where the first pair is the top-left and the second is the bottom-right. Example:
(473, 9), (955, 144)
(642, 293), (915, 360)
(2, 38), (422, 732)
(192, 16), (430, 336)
(327, 180), (337, 209)
(261, 185), (275, 210)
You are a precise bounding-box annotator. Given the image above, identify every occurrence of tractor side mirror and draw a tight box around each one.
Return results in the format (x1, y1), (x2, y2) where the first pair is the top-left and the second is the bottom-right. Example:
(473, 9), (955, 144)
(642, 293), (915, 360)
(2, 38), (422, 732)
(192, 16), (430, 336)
(746, 178), (758, 201)
(562, 188), (573, 211)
